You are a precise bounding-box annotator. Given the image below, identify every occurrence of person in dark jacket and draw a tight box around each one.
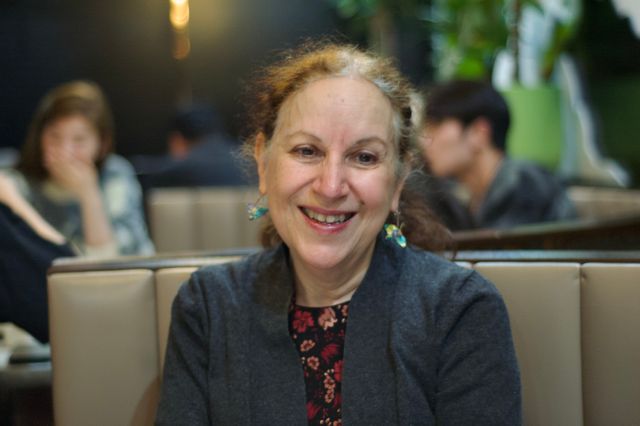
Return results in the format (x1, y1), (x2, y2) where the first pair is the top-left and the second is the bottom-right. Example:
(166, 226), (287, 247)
(142, 103), (250, 189)
(0, 173), (74, 342)
(156, 43), (521, 425)
(421, 80), (576, 229)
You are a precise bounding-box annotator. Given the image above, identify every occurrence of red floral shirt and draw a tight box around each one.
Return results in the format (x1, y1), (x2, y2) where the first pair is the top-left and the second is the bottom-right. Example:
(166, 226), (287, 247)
(289, 301), (349, 425)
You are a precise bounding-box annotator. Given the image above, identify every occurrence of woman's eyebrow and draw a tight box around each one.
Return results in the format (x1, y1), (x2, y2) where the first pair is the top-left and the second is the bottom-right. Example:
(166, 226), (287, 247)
(284, 131), (388, 147)
(282, 130), (321, 146)
(351, 136), (388, 147)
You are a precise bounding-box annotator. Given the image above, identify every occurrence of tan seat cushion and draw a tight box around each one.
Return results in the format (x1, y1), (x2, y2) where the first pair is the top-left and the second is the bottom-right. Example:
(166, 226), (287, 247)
(581, 263), (640, 425)
(48, 270), (159, 426)
(474, 263), (583, 426)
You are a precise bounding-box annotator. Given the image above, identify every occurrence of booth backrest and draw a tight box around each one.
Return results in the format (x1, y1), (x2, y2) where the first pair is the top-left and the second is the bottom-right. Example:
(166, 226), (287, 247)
(567, 186), (640, 220)
(47, 252), (640, 426)
(580, 264), (640, 425)
(148, 187), (262, 252)
(476, 263), (583, 425)
(147, 186), (640, 253)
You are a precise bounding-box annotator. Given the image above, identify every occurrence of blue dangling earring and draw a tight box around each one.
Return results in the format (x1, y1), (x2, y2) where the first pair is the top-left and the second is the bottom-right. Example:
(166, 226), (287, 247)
(247, 194), (269, 221)
(384, 211), (407, 248)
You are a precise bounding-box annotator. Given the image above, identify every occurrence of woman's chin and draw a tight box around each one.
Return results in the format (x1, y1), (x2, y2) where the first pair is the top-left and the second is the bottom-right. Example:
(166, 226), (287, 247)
(291, 244), (350, 273)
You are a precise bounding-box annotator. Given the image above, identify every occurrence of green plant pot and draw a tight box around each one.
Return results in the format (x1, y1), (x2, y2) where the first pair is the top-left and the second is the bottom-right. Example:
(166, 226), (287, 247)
(501, 85), (563, 171)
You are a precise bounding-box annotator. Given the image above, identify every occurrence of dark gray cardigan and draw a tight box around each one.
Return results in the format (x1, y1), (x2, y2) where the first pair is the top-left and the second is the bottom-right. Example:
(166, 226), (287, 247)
(156, 235), (521, 425)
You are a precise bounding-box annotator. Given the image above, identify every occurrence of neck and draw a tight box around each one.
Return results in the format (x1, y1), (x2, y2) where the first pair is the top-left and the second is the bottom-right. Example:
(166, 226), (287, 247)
(459, 148), (504, 213)
(291, 244), (374, 307)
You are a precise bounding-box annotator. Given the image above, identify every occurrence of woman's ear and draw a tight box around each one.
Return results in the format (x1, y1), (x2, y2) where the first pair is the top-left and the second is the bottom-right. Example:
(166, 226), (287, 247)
(468, 117), (492, 150)
(254, 132), (268, 194)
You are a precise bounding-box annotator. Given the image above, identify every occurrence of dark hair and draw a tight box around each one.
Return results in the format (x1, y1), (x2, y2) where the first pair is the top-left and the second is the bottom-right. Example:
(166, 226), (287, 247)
(171, 103), (224, 143)
(425, 80), (511, 151)
(17, 80), (115, 180)
(243, 41), (453, 252)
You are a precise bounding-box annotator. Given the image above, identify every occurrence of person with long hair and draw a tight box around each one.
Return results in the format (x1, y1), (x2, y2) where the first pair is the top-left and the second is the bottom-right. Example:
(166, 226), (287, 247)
(9, 80), (153, 256)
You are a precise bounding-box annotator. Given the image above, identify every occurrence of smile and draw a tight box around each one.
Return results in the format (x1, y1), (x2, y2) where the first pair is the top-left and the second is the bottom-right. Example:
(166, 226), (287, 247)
(301, 207), (355, 225)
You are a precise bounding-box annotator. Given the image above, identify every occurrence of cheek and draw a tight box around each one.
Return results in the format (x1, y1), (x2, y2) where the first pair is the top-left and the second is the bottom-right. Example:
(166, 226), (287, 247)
(425, 139), (451, 167)
(86, 142), (100, 158)
(440, 137), (465, 162)
(264, 155), (301, 200)
(426, 131), (449, 154)
(355, 171), (398, 208)
(40, 136), (57, 155)
(77, 139), (101, 161)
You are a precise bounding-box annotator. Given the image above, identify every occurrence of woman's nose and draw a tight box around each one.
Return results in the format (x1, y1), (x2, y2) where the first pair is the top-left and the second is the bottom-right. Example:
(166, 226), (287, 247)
(312, 158), (348, 199)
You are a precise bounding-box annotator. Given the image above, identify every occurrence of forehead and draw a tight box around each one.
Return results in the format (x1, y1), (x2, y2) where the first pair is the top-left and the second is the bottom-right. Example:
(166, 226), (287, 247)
(44, 114), (95, 131)
(275, 76), (396, 143)
(425, 118), (464, 134)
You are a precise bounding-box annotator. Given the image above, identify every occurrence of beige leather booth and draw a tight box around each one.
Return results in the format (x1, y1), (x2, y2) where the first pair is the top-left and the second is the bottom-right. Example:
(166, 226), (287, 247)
(147, 187), (262, 252)
(567, 186), (640, 221)
(47, 251), (640, 426)
(148, 186), (640, 253)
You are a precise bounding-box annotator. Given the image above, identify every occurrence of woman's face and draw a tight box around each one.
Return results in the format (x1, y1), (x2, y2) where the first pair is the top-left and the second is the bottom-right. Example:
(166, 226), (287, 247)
(41, 114), (102, 165)
(256, 76), (404, 274)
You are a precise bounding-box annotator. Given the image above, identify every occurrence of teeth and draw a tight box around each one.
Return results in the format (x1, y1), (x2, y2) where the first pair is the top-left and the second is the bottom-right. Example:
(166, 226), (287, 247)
(303, 208), (349, 224)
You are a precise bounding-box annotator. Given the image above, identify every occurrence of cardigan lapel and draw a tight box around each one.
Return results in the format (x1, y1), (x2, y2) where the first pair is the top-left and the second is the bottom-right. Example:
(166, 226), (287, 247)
(246, 236), (404, 424)
(248, 246), (308, 424)
(342, 235), (403, 424)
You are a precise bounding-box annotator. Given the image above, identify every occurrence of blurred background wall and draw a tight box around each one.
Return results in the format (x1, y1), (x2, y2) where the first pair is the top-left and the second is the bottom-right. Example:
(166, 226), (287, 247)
(0, 0), (341, 157)
(0, 0), (178, 156)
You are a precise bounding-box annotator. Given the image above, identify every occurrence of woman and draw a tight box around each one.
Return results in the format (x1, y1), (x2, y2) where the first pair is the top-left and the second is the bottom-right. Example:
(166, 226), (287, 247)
(157, 43), (521, 425)
(9, 80), (154, 256)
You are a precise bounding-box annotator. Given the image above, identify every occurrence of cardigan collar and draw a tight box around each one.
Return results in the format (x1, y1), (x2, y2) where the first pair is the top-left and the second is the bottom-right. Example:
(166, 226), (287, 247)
(249, 232), (406, 424)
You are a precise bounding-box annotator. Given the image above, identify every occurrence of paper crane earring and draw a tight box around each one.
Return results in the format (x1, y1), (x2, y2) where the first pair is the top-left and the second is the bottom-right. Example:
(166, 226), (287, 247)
(247, 194), (269, 221)
(383, 211), (406, 248)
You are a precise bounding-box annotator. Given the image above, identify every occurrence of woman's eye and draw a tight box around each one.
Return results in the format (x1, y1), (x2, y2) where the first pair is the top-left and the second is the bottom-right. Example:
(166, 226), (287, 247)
(354, 152), (378, 165)
(293, 146), (318, 158)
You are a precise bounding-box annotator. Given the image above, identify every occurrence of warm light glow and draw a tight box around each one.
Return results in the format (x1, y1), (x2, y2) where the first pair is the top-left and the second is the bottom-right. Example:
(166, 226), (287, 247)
(170, 0), (189, 30)
(173, 31), (191, 60)
(170, 0), (190, 60)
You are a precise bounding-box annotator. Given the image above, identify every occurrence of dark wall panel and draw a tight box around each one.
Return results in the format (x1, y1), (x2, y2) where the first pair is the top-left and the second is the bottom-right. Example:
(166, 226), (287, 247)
(0, 0), (340, 157)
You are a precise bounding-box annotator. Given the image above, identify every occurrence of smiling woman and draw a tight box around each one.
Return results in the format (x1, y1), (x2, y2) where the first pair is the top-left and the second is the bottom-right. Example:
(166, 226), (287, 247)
(156, 42), (522, 425)
(254, 76), (401, 305)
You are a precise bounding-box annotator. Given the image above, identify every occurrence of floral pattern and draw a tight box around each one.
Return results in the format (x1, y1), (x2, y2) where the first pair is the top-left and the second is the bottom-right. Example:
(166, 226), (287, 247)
(289, 301), (349, 425)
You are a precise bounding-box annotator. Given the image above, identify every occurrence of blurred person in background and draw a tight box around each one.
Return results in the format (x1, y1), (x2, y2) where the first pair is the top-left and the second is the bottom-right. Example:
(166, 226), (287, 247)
(0, 173), (73, 342)
(142, 102), (250, 189)
(6, 80), (154, 257)
(421, 80), (576, 229)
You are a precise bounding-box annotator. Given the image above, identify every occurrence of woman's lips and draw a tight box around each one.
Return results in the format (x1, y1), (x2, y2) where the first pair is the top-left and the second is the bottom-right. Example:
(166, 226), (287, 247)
(299, 207), (356, 233)
(301, 207), (355, 224)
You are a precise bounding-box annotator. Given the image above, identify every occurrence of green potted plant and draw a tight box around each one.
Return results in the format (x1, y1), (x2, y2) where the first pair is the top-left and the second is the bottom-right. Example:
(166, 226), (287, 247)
(428, 0), (509, 81)
(429, 0), (582, 170)
(327, 0), (429, 57)
(429, 0), (582, 83)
